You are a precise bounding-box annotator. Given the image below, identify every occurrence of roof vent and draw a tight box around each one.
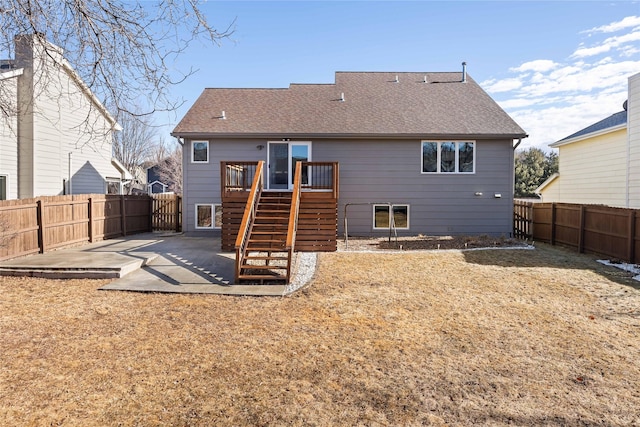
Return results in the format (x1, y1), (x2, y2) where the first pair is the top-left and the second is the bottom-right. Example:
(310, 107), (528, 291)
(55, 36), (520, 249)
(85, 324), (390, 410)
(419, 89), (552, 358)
(462, 62), (467, 83)
(423, 75), (428, 83)
(339, 92), (345, 102)
(394, 75), (399, 83)
(221, 110), (226, 119)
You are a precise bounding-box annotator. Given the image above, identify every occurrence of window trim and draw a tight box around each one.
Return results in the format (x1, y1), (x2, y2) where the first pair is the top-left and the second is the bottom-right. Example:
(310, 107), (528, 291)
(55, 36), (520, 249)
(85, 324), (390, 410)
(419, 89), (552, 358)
(421, 140), (476, 174)
(195, 203), (222, 230)
(372, 204), (410, 230)
(191, 140), (209, 164)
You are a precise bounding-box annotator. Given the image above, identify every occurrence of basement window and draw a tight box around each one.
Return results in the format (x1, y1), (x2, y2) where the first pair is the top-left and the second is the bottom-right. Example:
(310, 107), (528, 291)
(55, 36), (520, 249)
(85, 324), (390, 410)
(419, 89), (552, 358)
(195, 204), (222, 229)
(421, 141), (475, 173)
(192, 140), (209, 163)
(373, 204), (409, 230)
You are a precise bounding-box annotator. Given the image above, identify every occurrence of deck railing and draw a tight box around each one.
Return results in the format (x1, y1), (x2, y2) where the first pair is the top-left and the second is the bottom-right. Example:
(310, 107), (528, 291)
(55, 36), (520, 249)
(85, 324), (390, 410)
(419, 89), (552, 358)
(234, 161), (264, 282)
(301, 162), (339, 198)
(222, 161), (259, 194)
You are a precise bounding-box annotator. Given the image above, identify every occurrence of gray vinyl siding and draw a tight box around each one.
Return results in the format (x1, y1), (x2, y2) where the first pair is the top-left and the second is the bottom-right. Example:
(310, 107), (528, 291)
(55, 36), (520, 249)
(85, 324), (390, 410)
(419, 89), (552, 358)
(183, 139), (266, 234)
(182, 137), (515, 237)
(310, 138), (514, 237)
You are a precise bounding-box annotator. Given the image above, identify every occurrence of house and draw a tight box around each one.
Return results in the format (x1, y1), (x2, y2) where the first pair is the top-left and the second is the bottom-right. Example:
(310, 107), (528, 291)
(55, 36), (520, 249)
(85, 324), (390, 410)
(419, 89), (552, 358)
(172, 68), (526, 282)
(0, 34), (127, 200)
(146, 163), (172, 195)
(536, 72), (640, 208)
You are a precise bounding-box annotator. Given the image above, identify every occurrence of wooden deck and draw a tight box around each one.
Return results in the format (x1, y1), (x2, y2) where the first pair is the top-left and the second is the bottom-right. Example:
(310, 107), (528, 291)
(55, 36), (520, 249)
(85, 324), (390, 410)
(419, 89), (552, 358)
(221, 161), (339, 253)
(221, 161), (338, 284)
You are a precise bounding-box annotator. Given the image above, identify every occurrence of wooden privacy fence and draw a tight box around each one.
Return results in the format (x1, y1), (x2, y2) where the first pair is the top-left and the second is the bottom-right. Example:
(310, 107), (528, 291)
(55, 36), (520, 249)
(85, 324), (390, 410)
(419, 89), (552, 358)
(514, 201), (640, 264)
(151, 193), (182, 232)
(0, 194), (152, 262)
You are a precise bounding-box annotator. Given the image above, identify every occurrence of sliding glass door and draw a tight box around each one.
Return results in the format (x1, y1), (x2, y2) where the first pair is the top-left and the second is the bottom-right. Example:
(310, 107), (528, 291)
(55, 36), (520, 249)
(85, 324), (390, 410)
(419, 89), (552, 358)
(267, 142), (311, 189)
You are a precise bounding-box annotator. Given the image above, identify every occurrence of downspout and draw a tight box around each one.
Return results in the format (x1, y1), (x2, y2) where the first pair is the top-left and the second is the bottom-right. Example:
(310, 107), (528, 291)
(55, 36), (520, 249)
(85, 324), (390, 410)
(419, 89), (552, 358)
(511, 138), (522, 238)
(68, 151), (72, 195)
(513, 138), (522, 150)
(626, 109), (631, 208)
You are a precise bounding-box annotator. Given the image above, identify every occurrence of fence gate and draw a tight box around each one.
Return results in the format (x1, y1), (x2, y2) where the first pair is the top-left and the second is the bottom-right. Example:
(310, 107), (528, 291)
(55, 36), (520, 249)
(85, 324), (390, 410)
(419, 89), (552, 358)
(151, 193), (182, 232)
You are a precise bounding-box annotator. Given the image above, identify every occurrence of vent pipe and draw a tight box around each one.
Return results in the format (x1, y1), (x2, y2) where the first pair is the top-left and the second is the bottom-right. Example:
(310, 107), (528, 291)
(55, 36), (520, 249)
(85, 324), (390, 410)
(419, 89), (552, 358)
(340, 92), (345, 102)
(462, 62), (467, 83)
(221, 110), (226, 119)
(423, 75), (428, 83)
(394, 75), (399, 83)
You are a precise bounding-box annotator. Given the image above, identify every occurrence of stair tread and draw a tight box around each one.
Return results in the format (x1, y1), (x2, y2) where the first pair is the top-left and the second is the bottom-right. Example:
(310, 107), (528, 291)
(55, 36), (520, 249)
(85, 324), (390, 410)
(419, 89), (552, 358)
(245, 256), (289, 261)
(246, 247), (287, 252)
(237, 274), (286, 280)
(241, 264), (287, 270)
(250, 232), (287, 235)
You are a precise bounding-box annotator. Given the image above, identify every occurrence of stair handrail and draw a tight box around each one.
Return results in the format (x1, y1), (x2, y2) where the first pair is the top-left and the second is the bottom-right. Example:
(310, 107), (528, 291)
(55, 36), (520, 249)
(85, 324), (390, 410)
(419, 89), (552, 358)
(234, 161), (264, 282)
(284, 161), (302, 282)
(286, 161), (302, 252)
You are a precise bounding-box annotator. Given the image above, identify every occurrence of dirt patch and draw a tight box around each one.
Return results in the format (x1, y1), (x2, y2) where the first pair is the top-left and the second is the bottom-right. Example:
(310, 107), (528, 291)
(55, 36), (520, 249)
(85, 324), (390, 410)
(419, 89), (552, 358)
(1, 244), (639, 426)
(340, 234), (529, 251)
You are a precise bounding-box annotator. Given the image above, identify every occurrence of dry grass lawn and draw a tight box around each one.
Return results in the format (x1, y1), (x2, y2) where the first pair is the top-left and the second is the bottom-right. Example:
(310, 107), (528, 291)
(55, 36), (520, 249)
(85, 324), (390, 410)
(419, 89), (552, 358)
(1, 244), (639, 426)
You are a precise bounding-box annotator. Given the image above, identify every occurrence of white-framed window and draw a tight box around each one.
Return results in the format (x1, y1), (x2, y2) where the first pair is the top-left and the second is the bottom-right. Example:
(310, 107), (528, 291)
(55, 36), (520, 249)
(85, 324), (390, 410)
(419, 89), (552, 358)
(195, 204), (222, 229)
(192, 140), (209, 163)
(373, 204), (410, 230)
(421, 141), (475, 173)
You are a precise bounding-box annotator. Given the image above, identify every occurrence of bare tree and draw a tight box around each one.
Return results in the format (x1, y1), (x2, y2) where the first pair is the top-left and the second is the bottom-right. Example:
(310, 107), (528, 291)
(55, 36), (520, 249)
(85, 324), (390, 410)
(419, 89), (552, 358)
(113, 111), (157, 192)
(150, 139), (183, 194)
(0, 0), (232, 120)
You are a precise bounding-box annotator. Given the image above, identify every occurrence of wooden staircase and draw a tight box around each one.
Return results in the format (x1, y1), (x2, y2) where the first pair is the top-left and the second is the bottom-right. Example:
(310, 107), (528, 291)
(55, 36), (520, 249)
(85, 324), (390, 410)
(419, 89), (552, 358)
(237, 192), (292, 284)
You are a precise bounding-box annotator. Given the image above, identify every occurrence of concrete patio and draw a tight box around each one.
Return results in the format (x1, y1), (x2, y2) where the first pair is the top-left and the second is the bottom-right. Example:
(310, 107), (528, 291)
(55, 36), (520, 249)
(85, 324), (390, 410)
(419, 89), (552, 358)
(0, 233), (313, 296)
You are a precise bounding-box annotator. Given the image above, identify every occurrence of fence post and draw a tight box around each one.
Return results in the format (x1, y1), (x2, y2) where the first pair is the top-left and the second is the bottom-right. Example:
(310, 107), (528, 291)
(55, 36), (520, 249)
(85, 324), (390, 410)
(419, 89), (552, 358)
(578, 205), (585, 253)
(149, 195), (154, 232)
(37, 199), (45, 253)
(120, 195), (127, 237)
(88, 197), (94, 243)
(550, 203), (556, 245)
(175, 195), (181, 232)
(628, 209), (636, 263)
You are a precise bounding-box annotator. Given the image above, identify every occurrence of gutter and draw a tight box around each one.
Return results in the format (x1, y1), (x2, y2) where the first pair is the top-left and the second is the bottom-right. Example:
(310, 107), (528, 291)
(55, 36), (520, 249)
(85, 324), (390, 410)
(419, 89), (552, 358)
(170, 132), (530, 140)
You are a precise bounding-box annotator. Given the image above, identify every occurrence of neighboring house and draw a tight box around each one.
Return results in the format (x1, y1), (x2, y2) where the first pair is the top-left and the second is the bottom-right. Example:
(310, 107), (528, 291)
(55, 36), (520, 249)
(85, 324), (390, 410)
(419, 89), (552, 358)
(536, 72), (640, 208)
(146, 163), (172, 194)
(172, 69), (527, 240)
(0, 34), (127, 200)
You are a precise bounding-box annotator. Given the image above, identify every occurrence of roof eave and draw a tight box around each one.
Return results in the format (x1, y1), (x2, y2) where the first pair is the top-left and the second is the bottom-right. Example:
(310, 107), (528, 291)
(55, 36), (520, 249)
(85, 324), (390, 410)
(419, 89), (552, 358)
(550, 123), (626, 148)
(535, 172), (559, 194)
(171, 131), (528, 140)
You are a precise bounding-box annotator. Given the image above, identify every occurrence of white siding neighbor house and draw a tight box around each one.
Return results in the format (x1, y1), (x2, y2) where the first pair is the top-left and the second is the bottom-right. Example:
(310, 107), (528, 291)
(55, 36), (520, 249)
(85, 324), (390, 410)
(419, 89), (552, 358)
(537, 71), (640, 208)
(0, 34), (127, 200)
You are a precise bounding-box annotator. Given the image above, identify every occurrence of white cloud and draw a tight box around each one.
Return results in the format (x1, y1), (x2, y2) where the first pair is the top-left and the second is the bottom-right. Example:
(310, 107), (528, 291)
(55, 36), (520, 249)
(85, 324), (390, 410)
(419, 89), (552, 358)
(583, 15), (640, 34)
(481, 77), (522, 93)
(484, 15), (640, 151)
(509, 59), (558, 73)
(510, 89), (627, 150)
(572, 28), (640, 58)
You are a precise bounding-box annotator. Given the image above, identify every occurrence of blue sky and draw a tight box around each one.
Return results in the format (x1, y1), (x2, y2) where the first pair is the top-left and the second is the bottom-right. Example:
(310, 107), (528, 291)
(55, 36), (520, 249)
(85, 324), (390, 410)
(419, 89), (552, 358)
(162, 1), (640, 150)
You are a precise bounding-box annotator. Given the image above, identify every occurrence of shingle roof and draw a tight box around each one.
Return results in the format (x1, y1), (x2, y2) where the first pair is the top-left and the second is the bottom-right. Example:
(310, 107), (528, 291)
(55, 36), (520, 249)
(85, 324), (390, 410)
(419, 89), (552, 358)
(172, 71), (527, 139)
(555, 110), (627, 144)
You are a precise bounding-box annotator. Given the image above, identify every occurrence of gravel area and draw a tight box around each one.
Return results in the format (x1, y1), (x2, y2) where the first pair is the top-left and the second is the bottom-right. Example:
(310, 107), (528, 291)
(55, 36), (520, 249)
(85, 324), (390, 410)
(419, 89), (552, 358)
(284, 252), (317, 295)
(338, 234), (530, 252)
